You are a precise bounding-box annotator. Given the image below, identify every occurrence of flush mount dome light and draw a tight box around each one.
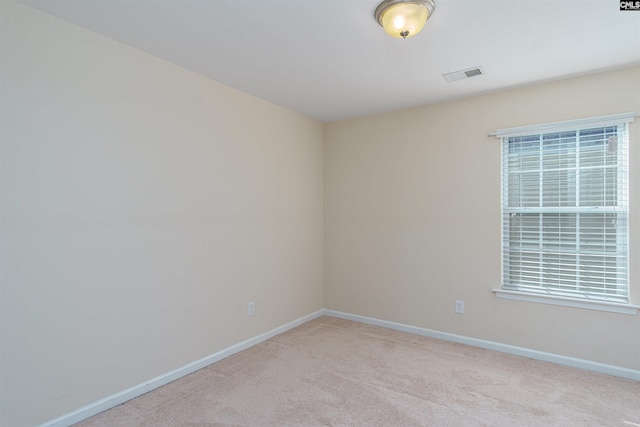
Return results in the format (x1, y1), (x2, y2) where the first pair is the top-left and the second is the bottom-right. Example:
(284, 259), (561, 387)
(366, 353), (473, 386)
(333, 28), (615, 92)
(375, 0), (436, 39)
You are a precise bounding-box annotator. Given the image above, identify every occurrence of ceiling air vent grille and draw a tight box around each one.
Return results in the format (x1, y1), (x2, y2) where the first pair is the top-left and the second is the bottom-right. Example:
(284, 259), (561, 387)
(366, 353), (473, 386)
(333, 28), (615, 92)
(443, 66), (485, 83)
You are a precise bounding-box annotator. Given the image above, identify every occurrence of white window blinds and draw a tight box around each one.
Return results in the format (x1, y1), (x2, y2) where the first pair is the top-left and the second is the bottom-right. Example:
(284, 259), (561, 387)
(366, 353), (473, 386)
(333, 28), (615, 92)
(499, 113), (633, 302)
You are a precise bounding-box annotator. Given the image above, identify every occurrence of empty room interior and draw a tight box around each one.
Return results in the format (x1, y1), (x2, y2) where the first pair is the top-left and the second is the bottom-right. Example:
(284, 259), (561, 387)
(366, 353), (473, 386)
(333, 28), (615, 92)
(1, 0), (640, 426)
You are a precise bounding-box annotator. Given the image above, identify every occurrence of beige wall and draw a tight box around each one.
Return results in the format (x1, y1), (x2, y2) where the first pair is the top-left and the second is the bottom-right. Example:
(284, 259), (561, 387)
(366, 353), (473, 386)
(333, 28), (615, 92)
(0, 2), (324, 426)
(325, 65), (640, 371)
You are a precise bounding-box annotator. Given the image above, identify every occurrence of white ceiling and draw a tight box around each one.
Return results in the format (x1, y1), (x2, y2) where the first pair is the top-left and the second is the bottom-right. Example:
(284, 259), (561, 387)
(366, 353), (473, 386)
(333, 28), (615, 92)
(22, 0), (640, 123)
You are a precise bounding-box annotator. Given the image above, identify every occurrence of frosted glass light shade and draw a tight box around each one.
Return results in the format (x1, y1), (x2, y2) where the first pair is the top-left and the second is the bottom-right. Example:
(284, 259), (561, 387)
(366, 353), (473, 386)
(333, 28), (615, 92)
(375, 0), (435, 39)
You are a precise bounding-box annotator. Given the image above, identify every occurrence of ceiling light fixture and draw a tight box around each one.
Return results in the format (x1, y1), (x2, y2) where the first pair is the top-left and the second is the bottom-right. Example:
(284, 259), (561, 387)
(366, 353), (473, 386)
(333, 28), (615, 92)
(375, 0), (436, 39)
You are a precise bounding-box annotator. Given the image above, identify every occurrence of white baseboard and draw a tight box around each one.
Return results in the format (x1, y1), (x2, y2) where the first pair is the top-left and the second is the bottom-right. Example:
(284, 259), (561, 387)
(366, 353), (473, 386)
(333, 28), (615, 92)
(39, 307), (638, 426)
(39, 310), (324, 427)
(322, 309), (640, 382)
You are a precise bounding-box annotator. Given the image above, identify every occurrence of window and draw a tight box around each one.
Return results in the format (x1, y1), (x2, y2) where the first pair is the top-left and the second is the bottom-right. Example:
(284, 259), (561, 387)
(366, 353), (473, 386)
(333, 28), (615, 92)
(499, 113), (633, 303)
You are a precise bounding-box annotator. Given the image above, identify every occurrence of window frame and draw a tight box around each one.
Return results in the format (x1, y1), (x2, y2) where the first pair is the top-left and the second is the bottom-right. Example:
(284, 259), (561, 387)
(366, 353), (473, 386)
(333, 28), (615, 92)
(492, 113), (638, 315)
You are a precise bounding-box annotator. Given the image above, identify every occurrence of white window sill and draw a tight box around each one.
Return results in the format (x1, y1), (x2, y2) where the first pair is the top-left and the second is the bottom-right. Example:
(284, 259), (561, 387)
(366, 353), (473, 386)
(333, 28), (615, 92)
(492, 289), (639, 315)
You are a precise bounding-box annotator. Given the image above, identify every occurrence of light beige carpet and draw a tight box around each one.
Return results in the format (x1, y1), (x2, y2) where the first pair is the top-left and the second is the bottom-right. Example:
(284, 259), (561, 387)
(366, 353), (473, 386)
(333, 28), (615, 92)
(75, 316), (640, 426)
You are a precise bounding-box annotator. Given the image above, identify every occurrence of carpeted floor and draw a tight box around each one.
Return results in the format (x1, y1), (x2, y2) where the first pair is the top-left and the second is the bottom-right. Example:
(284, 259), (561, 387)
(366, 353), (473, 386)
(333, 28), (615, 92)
(75, 316), (640, 426)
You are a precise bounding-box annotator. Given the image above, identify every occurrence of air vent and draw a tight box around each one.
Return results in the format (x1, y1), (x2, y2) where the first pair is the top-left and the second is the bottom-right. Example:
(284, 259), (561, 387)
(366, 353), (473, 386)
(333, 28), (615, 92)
(443, 66), (485, 83)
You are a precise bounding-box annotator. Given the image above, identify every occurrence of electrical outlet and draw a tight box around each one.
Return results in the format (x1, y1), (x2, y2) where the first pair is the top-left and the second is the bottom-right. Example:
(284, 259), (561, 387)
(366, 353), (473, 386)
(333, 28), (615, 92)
(248, 302), (255, 316)
(455, 300), (464, 314)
